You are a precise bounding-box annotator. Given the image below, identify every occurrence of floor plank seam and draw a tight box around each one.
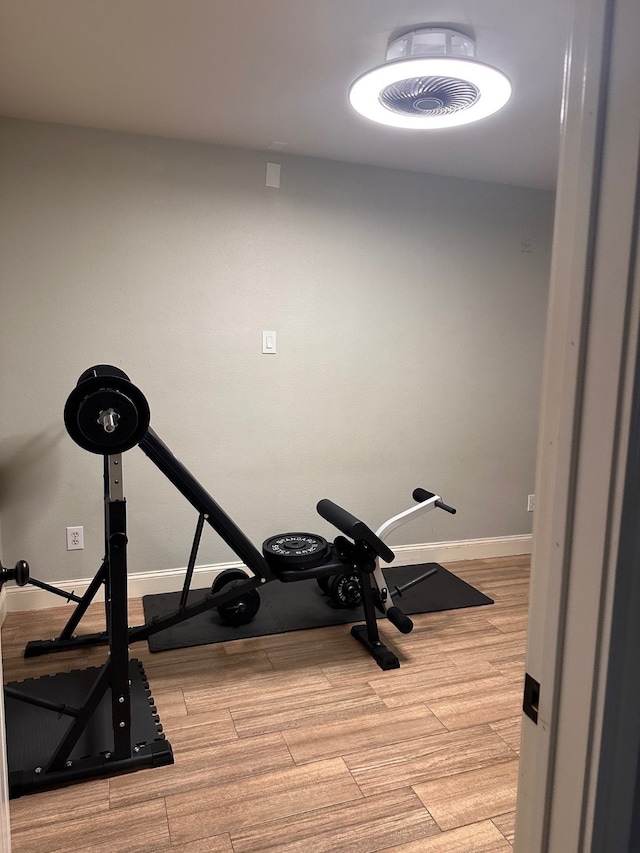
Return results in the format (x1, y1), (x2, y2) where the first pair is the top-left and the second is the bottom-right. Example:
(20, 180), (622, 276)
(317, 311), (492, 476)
(160, 796), (172, 847)
(411, 792), (445, 833)
(491, 811), (516, 845)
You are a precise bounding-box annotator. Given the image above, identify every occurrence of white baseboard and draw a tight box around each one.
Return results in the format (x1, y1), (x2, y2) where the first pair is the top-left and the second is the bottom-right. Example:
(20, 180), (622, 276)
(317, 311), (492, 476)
(2, 534), (532, 614)
(392, 533), (532, 565)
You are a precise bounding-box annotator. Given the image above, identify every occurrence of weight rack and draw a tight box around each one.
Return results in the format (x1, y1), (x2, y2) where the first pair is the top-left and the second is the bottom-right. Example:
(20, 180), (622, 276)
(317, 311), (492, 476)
(3, 451), (173, 798)
(4, 364), (458, 797)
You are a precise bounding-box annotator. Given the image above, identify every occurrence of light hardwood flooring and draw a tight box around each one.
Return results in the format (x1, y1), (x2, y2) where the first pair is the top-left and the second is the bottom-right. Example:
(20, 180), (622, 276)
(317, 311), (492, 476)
(2, 555), (529, 852)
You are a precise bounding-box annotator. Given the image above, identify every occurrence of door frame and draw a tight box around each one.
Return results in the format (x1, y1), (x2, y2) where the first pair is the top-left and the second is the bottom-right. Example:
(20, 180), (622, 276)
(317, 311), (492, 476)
(515, 0), (640, 848)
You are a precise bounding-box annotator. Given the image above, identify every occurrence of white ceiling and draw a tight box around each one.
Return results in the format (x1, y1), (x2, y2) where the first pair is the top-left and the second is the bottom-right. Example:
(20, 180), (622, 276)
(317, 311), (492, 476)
(0, 0), (573, 190)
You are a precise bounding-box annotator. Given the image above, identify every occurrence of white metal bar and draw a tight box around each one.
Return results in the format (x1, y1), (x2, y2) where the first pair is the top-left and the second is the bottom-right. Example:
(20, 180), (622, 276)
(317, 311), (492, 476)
(374, 495), (439, 543)
(372, 495), (439, 608)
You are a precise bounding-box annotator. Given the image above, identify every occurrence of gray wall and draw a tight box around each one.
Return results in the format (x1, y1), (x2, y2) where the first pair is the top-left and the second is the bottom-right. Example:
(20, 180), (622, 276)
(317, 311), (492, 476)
(0, 118), (553, 583)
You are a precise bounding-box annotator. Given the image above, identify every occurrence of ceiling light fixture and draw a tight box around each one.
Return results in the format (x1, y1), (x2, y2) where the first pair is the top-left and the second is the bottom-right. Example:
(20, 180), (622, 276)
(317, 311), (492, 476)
(349, 27), (512, 129)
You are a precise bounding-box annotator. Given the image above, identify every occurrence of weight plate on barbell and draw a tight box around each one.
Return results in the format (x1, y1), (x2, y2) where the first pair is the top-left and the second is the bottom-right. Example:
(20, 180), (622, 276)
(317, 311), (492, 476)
(262, 533), (330, 569)
(64, 375), (150, 454)
(76, 365), (131, 385)
(329, 572), (363, 609)
(211, 568), (251, 594)
(215, 578), (261, 626)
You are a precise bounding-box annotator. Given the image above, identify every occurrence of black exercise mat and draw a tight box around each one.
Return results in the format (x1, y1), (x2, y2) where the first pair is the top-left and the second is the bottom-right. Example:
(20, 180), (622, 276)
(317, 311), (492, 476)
(4, 659), (173, 798)
(142, 563), (493, 653)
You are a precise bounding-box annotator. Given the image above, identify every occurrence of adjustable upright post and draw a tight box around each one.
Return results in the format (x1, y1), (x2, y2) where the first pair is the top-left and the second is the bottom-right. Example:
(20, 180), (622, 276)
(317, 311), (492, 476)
(40, 453), (133, 773)
(105, 453), (131, 759)
(4, 366), (174, 796)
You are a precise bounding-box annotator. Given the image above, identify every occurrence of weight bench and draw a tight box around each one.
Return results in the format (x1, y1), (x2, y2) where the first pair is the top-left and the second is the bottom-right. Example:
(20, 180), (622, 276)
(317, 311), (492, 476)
(21, 365), (457, 671)
(2, 364), (457, 797)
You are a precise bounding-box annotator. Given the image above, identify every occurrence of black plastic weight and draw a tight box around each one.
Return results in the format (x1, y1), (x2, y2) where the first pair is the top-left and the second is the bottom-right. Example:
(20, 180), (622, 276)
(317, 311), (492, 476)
(212, 569), (261, 626)
(77, 365), (132, 385)
(211, 568), (250, 595)
(329, 571), (363, 609)
(216, 583), (261, 627)
(64, 366), (151, 455)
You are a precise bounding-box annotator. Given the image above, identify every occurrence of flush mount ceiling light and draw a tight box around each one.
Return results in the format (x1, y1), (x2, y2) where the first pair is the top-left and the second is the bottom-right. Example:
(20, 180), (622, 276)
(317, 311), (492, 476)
(349, 27), (512, 129)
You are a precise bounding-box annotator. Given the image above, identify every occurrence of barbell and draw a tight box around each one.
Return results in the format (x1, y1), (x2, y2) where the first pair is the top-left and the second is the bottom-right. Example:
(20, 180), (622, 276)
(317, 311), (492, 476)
(63, 365), (150, 455)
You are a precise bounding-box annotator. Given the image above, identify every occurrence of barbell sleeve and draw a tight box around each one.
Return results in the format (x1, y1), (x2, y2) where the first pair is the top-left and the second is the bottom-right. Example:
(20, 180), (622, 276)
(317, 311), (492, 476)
(390, 566), (438, 598)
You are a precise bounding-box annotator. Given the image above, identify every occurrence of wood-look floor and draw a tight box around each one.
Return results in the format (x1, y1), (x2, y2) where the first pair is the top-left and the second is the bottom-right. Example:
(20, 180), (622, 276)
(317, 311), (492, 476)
(2, 555), (529, 852)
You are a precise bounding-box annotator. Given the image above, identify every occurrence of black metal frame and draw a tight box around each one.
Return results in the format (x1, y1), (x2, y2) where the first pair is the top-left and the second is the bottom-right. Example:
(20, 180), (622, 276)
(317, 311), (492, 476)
(5, 453), (173, 796)
(24, 427), (410, 670)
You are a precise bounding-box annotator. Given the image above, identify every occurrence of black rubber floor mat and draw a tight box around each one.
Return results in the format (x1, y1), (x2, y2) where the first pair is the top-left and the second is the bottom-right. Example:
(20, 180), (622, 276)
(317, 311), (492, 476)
(142, 563), (493, 653)
(5, 659), (173, 797)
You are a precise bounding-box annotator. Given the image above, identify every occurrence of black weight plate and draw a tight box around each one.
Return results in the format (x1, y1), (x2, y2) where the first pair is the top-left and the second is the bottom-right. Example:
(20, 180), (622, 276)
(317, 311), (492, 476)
(216, 579), (261, 626)
(211, 568), (250, 595)
(262, 533), (330, 569)
(77, 389), (139, 448)
(77, 365), (131, 385)
(64, 376), (150, 454)
(329, 572), (363, 609)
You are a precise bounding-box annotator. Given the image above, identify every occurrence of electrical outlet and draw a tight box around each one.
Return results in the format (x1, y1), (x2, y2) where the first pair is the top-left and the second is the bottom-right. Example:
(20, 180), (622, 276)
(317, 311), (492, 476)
(527, 494), (536, 512)
(66, 526), (84, 550)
